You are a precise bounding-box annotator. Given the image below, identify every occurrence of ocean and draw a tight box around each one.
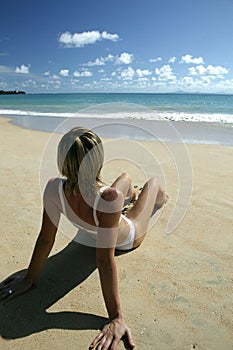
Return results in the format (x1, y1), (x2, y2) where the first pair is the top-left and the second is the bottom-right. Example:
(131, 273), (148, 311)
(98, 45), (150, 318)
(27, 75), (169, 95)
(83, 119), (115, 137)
(0, 93), (233, 145)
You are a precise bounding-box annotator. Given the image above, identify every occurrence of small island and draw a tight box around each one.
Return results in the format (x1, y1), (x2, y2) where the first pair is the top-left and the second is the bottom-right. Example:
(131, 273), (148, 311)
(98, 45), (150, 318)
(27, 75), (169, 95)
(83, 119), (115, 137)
(0, 90), (26, 95)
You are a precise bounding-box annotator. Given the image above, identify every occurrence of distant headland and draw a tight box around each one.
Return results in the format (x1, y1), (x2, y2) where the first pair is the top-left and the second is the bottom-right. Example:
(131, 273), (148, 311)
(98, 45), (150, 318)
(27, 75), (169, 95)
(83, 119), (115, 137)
(0, 90), (26, 95)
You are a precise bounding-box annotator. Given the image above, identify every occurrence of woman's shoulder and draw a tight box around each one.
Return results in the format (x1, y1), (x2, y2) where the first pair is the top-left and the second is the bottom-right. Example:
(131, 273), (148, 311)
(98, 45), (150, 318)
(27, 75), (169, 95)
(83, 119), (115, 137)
(100, 187), (122, 202)
(99, 187), (124, 214)
(47, 177), (63, 186)
(43, 177), (63, 198)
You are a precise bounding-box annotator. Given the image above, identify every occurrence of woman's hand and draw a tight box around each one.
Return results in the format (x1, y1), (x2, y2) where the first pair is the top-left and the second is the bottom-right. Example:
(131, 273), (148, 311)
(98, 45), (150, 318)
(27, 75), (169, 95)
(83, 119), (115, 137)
(0, 270), (33, 302)
(132, 185), (142, 202)
(90, 317), (135, 350)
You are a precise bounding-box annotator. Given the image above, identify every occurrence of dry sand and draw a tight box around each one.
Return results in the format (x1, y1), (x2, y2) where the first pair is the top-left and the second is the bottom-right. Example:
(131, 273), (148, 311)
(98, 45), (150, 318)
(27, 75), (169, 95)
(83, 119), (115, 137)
(0, 117), (232, 350)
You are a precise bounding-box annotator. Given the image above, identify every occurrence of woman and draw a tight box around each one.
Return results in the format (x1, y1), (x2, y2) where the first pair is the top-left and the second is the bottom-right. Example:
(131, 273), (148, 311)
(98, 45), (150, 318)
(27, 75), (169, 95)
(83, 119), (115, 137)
(0, 127), (167, 349)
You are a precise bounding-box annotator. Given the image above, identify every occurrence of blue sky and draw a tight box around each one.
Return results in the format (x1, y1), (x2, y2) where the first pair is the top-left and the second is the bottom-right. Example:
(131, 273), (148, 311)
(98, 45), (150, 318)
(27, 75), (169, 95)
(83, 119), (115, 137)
(1, 0), (233, 93)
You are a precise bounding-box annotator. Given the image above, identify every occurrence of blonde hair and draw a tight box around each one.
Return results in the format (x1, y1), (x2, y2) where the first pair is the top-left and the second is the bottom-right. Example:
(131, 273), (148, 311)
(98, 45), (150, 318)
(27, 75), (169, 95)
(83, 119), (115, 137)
(57, 127), (104, 197)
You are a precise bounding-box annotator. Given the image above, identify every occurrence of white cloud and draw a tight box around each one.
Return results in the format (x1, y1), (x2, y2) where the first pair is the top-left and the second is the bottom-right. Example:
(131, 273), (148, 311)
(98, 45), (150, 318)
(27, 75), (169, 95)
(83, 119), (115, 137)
(181, 54), (204, 64)
(115, 52), (134, 65)
(201, 76), (215, 84)
(48, 78), (61, 85)
(0, 81), (7, 88)
(189, 64), (228, 76)
(20, 79), (37, 88)
(15, 64), (30, 74)
(137, 77), (149, 82)
(82, 54), (114, 67)
(101, 77), (112, 81)
(206, 65), (228, 75)
(83, 53), (132, 66)
(168, 56), (176, 63)
(120, 67), (135, 80)
(73, 70), (93, 77)
(188, 67), (197, 75)
(59, 69), (69, 77)
(52, 74), (60, 80)
(182, 76), (194, 84)
(44, 71), (50, 76)
(149, 57), (162, 63)
(155, 64), (176, 80)
(59, 30), (119, 48)
(101, 31), (119, 41)
(136, 69), (152, 77)
(106, 54), (115, 62)
(0, 65), (12, 73)
(85, 58), (106, 66)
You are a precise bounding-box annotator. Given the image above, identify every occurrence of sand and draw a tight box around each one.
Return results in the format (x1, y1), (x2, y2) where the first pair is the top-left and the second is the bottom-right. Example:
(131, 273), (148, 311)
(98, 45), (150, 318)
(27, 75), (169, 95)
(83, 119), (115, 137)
(0, 117), (232, 350)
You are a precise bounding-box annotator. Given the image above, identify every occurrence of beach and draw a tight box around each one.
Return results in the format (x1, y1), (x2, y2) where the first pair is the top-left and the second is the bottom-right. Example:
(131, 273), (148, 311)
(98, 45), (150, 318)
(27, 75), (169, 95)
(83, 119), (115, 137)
(0, 116), (232, 349)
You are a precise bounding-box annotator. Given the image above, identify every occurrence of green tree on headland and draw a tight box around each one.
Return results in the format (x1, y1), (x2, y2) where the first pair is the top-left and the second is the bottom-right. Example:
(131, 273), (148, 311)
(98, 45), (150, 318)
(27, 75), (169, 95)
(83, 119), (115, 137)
(0, 90), (26, 95)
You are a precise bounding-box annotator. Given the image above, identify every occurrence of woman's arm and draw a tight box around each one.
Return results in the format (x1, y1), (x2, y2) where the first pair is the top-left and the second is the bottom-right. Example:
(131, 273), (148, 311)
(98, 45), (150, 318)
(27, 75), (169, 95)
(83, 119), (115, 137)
(97, 249), (122, 320)
(93, 251), (134, 350)
(0, 180), (60, 301)
(90, 188), (135, 349)
(25, 209), (59, 283)
(0, 208), (59, 301)
(26, 179), (60, 283)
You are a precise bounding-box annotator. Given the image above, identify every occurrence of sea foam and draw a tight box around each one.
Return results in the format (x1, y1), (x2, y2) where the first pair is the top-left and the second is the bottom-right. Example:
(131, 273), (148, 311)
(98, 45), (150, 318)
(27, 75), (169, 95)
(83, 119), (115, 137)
(1, 108), (233, 125)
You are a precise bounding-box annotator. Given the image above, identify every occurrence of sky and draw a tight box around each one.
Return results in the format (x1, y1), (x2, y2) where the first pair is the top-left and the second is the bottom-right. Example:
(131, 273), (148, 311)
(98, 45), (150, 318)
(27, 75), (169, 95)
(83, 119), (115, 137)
(1, 0), (233, 94)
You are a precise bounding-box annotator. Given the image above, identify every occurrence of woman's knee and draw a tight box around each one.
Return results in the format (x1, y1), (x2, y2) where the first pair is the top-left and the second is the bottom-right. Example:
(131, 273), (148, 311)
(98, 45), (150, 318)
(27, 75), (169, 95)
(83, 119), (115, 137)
(120, 172), (132, 181)
(147, 177), (161, 189)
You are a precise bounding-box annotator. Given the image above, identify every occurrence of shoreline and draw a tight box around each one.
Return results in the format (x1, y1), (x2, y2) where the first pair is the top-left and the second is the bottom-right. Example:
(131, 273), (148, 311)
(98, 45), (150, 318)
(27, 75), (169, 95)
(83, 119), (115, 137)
(1, 114), (233, 146)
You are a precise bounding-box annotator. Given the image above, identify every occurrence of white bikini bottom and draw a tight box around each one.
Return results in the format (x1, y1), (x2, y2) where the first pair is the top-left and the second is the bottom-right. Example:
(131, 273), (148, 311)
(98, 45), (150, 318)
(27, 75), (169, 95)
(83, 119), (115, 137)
(116, 215), (135, 250)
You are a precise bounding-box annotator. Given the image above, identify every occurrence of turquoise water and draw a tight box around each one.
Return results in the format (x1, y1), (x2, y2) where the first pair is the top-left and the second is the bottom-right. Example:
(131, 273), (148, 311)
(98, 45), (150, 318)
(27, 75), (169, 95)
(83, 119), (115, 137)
(0, 93), (233, 145)
(0, 93), (233, 123)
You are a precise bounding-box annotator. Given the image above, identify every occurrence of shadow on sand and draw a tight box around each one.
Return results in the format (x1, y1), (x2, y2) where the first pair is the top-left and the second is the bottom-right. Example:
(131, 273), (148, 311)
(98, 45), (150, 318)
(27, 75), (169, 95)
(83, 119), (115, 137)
(0, 231), (133, 348)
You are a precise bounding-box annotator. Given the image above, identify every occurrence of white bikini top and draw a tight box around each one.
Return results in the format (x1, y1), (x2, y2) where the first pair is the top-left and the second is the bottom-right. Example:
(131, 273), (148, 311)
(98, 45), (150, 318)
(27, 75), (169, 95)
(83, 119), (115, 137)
(58, 179), (110, 233)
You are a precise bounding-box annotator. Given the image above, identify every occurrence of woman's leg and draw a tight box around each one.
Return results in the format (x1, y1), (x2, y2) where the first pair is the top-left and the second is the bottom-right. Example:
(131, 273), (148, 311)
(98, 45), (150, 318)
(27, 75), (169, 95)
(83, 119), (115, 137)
(125, 177), (167, 247)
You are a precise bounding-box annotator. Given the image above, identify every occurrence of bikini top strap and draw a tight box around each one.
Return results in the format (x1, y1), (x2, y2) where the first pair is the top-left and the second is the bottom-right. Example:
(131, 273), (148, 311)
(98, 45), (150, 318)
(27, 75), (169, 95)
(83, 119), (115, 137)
(58, 179), (67, 216)
(93, 186), (110, 226)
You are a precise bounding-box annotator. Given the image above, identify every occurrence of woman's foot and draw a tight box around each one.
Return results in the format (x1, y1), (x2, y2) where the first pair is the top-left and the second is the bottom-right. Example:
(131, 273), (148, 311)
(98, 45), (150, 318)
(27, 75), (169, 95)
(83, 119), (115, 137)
(155, 192), (169, 209)
(131, 185), (142, 203)
(122, 185), (142, 215)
